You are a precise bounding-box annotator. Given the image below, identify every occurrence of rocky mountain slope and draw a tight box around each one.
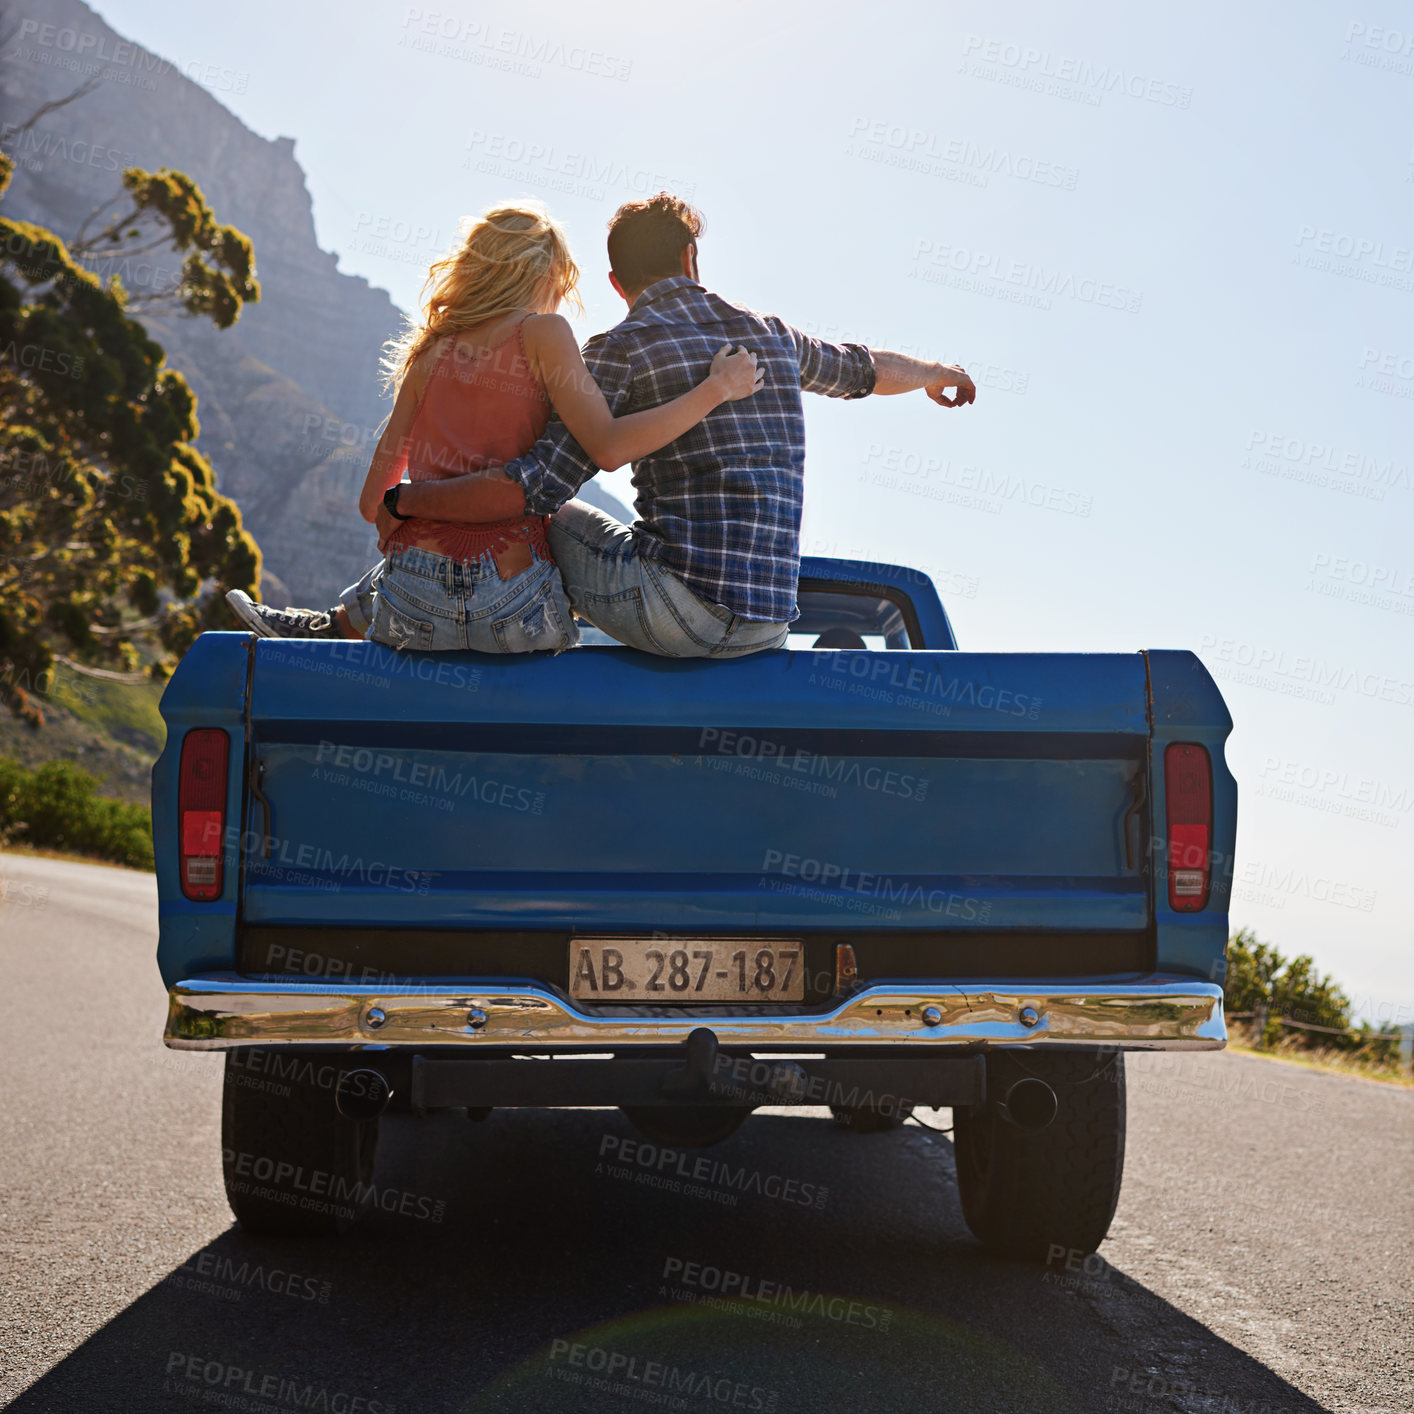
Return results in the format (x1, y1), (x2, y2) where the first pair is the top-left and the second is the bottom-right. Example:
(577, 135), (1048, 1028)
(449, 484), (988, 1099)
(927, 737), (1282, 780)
(1, 0), (631, 604)
(1, 0), (635, 785)
(1, 0), (399, 603)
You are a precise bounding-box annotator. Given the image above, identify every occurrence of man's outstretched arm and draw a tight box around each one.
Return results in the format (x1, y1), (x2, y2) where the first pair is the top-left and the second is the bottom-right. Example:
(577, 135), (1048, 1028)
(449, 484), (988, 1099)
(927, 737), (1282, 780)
(789, 326), (975, 407)
(870, 350), (976, 406)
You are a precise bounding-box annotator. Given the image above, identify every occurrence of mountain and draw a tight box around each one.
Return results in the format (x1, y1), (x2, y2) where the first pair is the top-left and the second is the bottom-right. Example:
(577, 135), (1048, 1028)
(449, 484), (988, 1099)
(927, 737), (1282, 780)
(0, 0), (639, 789)
(1, 0), (632, 601)
(1, 0), (396, 602)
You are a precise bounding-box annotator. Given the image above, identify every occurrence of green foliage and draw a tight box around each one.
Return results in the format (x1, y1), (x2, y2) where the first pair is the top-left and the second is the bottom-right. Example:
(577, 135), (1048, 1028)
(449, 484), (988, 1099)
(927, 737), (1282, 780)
(48, 663), (166, 755)
(0, 161), (262, 725)
(1222, 928), (1286, 1014)
(0, 756), (152, 868)
(1270, 951), (1352, 1034)
(1223, 928), (1400, 1063)
(74, 167), (260, 328)
(1225, 928), (1350, 1030)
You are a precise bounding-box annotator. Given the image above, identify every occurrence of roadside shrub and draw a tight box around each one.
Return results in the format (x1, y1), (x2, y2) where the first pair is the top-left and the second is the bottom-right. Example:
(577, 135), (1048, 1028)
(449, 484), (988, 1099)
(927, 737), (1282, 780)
(1223, 928), (1401, 1063)
(0, 757), (25, 825)
(1222, 930), (1287, 1015)
(0, 757), (153, 869)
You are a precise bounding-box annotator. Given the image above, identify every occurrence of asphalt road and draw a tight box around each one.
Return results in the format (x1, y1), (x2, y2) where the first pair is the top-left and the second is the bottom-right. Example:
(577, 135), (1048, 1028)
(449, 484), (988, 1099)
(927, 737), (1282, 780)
(1, 852), (1409, 1414)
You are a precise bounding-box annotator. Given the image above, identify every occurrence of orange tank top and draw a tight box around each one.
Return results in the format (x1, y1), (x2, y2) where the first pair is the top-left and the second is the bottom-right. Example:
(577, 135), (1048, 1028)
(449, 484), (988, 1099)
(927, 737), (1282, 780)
(384, 316), (553, 565)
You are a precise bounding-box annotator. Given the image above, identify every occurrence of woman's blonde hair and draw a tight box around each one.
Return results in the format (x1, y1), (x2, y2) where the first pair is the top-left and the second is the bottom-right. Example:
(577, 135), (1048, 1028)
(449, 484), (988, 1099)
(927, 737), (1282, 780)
(381, 202), (581, 393)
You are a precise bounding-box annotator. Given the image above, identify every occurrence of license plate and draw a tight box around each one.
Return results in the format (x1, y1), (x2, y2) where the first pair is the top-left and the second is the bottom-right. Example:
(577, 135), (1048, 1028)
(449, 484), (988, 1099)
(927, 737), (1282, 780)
(569, 938), (805, 1002)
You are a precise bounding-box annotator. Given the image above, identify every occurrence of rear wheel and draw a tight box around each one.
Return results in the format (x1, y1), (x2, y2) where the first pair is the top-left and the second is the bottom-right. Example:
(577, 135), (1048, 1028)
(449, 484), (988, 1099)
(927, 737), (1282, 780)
(221, 1052), (379, 1236)
(953, 1049), (1125, 1261)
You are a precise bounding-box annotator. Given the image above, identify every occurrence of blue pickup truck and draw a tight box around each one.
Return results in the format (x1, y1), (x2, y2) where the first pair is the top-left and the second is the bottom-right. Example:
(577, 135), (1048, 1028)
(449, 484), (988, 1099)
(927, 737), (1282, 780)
(154, 556), (1235, 1259)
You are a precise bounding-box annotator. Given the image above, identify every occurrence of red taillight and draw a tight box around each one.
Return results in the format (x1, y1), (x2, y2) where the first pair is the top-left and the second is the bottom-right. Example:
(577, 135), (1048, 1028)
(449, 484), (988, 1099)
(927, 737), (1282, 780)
(179, 728), (229, 901)
(1164, 742), (1212, 911)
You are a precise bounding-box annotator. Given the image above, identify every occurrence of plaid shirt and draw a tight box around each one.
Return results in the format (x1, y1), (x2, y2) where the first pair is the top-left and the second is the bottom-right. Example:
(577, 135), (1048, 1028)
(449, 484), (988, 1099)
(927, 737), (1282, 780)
(503, 276), (876, 623)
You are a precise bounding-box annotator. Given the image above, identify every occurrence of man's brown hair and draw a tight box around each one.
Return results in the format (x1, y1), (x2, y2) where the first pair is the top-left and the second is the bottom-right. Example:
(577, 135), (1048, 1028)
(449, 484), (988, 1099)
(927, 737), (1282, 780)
(606, 192), (704, 293)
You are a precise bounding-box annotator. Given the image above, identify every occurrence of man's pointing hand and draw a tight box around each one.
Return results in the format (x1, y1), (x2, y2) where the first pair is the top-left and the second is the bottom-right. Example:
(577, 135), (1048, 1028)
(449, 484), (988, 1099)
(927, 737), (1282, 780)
(926, 364), (976, 408)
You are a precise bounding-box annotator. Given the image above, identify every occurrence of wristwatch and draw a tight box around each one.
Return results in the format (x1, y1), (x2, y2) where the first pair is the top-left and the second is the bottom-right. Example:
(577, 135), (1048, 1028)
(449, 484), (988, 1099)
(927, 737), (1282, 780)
(383, 484), (412, 520)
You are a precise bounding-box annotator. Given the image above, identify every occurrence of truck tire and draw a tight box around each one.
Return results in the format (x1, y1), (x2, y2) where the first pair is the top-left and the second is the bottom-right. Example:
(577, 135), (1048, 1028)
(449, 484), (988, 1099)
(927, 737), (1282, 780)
(221, 1052), (379, 1236)
(953, 1049), (1125, 1261)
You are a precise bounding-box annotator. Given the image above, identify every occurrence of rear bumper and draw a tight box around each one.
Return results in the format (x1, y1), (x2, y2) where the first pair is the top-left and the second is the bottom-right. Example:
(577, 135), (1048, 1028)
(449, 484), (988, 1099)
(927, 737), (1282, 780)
(164, 976), (1227, 1052)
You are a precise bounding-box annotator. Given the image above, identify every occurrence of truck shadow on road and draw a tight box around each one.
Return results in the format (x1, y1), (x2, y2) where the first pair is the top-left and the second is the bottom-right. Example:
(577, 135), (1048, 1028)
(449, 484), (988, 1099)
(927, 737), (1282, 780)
(13, 1108), (1333, 1413)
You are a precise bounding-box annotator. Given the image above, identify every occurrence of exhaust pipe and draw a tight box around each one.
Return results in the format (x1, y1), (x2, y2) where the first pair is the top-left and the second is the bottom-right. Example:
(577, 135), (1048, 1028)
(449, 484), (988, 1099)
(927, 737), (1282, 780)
(1001, 1076), (1058, 1131)
(335, 1068), (393, 1121)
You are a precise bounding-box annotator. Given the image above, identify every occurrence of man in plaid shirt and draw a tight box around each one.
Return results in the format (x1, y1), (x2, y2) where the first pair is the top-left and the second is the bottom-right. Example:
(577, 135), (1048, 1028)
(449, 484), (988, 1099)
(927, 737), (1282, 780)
(231, 195), (975, 655)
(503, 273), (876, 630)
(386, 195), (976, 656)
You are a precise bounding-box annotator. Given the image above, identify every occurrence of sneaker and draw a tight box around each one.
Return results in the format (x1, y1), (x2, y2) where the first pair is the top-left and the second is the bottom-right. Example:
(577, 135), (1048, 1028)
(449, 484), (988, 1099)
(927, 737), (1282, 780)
(226, 589), (342, 639)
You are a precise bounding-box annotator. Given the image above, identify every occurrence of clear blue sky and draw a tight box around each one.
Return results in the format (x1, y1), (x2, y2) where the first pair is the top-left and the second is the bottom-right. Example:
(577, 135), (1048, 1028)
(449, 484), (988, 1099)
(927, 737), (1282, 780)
(96, 0), (1414, 1026)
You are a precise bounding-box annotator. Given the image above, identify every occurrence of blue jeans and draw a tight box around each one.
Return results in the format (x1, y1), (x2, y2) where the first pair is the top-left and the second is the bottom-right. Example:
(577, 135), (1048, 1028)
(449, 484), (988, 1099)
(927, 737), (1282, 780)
(544, 499), (790, 657)
(343, 501), (788, 657)
(354, 544), (577, 654)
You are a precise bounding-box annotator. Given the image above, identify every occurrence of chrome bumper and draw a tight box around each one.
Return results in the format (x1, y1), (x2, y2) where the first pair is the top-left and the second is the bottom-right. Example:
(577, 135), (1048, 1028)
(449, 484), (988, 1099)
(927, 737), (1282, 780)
(164, 976), (1227, 1052)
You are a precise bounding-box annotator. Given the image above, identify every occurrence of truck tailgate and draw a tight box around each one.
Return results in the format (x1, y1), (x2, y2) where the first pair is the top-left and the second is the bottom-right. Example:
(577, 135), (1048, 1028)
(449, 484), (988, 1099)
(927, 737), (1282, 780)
(238, 640), (1151, 936)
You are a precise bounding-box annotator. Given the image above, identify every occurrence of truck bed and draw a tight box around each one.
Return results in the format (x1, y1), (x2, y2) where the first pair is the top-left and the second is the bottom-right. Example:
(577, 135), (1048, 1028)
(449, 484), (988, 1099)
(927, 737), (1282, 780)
(155, 638), (1233, 1054)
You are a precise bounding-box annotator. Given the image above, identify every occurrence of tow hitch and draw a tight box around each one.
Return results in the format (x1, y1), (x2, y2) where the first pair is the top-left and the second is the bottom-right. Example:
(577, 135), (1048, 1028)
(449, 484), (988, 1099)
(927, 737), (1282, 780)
(661, 1026), (720, 1098)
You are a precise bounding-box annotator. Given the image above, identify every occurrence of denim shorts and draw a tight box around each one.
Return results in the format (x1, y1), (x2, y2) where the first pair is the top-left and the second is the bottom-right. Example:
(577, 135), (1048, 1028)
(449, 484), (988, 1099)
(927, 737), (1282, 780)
(367, 544), (578, 654)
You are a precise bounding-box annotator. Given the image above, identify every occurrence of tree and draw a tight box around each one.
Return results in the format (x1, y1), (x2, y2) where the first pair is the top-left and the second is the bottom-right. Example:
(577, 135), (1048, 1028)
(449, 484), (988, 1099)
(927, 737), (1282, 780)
(1269, 951), (1351, 1034)
(1222, 928), (1287, 1015)
(70, 165), (258, 328)
(0, 135), (262, 724)
(1223, 928), (1355, 1049)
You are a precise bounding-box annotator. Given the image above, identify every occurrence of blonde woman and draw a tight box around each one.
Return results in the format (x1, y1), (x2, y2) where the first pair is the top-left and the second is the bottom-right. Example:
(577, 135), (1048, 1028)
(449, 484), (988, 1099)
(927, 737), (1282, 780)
(230, 203), (760, 652)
